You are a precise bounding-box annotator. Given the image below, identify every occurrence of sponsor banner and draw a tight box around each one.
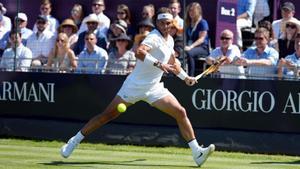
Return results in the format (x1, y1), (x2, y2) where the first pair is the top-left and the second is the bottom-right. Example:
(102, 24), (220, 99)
(0, 72), (299, 133)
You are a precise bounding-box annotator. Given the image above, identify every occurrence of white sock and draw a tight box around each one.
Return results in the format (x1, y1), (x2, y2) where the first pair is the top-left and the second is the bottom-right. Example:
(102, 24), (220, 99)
(73, 131), (84, 143)
(188, 139), (202, 154)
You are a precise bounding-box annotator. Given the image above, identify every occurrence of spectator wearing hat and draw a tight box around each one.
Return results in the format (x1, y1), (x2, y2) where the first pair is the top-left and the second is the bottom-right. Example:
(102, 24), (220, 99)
(133, 18), (155, 50)
(272, 2), (297, 39)
(0, 30), (32, 72)
(275, 18), (300, 59)
(33, 0), (59, 35)
(26, 15), (55, 67)
(74, 14), (107, 55)
(106, 33), (135, 75)
(0, 3), (12, 33)
(58, 19), (78, 49)
(78, 0), (110, 38)
(107, 19), (127, 53)
(76, 32), (108, 74)
(0, 13), (33, 54)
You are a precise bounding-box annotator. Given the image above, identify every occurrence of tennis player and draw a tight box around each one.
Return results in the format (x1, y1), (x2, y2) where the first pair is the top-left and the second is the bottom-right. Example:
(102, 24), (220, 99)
(61, 7), (214, 167)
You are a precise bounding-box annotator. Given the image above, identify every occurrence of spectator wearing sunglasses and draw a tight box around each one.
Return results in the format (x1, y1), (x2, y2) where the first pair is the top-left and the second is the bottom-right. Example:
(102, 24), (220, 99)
(78, 0), (110, 38)
(275, 18), (300, 59)
(206, 29), (245, 79)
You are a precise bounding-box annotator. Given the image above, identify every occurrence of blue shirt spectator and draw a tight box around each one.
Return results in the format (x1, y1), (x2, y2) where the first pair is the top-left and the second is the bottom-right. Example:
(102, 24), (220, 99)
(237, 0), (256, 17)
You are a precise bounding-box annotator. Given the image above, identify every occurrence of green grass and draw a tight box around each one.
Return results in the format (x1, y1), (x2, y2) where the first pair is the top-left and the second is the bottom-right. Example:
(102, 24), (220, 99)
(0, 138), (299, 169)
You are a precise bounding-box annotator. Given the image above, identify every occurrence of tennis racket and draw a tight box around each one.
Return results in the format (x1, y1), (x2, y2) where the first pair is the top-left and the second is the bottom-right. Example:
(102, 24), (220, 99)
(195, 57), (227, 80)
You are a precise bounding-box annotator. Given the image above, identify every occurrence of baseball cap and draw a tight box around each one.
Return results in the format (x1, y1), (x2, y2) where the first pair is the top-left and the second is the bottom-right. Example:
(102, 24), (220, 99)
(281, 2), (295, 11)
(15, 13), (28, 22)
(36, 15), (48, 22)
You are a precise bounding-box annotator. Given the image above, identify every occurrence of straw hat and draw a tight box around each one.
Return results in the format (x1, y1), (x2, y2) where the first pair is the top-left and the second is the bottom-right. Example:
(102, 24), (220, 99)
(58, 19), (78, 33)
(281, 18), (300, 33)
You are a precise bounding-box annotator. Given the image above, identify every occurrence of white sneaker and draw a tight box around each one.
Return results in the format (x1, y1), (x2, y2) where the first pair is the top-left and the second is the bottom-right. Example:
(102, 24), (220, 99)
(193, 144), (215, 167)
(60, 136), (79, 158)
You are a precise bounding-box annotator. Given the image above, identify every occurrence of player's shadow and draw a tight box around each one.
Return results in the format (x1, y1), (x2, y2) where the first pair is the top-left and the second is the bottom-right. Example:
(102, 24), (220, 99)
(40, 159), (197, 168)
(251, 160), (300, 165)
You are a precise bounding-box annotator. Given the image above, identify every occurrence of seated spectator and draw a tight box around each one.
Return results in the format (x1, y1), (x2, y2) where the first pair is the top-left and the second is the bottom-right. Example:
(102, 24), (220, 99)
(133, 18), (155, 50)
(78, 0), (110, 37)
(116, 4), (134, 36)
(258, 20), (276, 47)
(272, 2), (296, 39)
(0, 13), (33, 54)
(0, 3), (11, 33)
(206, 29), (245, 79)
(168, 0), (183, 28)
(184, 2), (210, 76)
(70, 3), (84, 29)
(74, 14), (107, 55)
(76, 32), (108, 74)
(107, 19), (127, 53)
(46, 33), (77, 72)
(235, 28), (279, 79)
(106, 33), (135, 75)
(275, 18), (300, 59)
(58, 19), (78, 49)
(27, 15), (56, 66)
(236, 0), (256, 48)
(141, 4), (155, 20)
(33, 0), (59, 35)
(0, 30), (32, 71)
(278, 33), (300, 79)
(169, 20), (183, 60)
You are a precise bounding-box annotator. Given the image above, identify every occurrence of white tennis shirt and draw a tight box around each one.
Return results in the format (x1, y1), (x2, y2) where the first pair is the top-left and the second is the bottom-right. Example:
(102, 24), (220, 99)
(124, 29), (175, 88)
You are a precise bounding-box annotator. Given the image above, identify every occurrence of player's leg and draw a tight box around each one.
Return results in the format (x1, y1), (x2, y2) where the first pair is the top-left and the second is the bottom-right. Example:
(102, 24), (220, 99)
(61, 95), (130, 158)
(151, 94), (214, 167)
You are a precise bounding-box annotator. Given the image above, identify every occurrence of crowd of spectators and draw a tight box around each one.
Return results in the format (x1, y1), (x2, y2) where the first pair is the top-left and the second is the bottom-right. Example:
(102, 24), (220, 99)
(0, 0), (299, 80)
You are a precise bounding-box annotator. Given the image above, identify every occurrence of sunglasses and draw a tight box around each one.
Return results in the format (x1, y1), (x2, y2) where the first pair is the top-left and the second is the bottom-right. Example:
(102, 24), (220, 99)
(220, 36), (232, 40)
(85, 38), (95, 41)
(254, 37), (264, 41)
(56, 39), (65, 43)
(37, 21), (46, 24)
(286, 24), (297, 29)
(16, 19), (25, 23)
(116, 39), (127, 42)
(117, 11), (126, 15)
(93, 3), (104, 7)
(87, 22), (98, 25)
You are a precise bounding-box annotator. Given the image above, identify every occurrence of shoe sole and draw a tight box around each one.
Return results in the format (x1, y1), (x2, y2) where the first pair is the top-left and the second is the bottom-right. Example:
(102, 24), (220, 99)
(197, 144), (215, 167)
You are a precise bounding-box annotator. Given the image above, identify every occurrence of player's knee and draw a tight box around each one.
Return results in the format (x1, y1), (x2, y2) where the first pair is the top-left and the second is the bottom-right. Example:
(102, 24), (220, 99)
(175, 107), (187, 120)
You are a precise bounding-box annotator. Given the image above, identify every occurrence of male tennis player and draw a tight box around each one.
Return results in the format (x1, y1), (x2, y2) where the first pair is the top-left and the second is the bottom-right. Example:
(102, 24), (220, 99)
(61, 7), (215, 167)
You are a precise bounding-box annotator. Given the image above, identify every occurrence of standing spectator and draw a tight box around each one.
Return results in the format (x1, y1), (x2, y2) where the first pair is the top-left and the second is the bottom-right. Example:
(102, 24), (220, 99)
(0, 3), (11, 33)
(33, 0), (59, 35)
(272, 2), (296, 39)
(275, 18), (300, 59)
(106, 33), (135, 75)
(116, 4), (134, 36)
(0, 30), (32, 72)
(141, 4), (155, 20)
(184, 2), (210, 76)
(235, 28), (279, 79)
(77, 32), (108, 74)
(168, 0), (183, 28)
(0, 13), (33, 54)
(206, 29), (245, 79)
(253, 0), (270, 26)
(78, 0), (110, 37)
(278, 33), (300, 79)
(74, 14), (107, 55)
(236, 0), (256, 48)
(70, 4), (84, 29)
(27, 15), (55, 66)
(46, 33), (77, 72)
(58, 19), (78, 49)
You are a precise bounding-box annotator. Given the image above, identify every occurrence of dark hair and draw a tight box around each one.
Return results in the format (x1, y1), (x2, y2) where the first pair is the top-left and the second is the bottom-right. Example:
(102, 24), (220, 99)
(255, 27), (270, 40)
(258, 20), (274, 40)
(154, 7), (172, 24)
(9, 29), (22, 38)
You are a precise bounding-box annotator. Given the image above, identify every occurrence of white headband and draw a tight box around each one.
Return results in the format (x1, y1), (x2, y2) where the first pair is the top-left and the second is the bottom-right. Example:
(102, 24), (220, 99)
(157, 13), (173, 20)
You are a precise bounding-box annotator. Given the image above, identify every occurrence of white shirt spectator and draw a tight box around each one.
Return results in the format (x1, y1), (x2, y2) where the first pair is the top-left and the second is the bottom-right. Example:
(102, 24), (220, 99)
(78, 12), (110, 37)
(0, 44), (32, 71)
(26, 30), (55, 59)
(0, 15), (11, 33)
(209, 44), (245, 79)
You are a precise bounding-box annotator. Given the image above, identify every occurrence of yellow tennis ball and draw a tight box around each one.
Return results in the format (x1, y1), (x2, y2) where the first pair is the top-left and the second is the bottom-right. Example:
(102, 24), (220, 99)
(117, 103), (127, 113)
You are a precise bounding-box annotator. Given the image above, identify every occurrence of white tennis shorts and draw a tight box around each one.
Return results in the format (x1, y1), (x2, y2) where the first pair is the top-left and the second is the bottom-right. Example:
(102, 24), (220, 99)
(117, 82), (172, 104)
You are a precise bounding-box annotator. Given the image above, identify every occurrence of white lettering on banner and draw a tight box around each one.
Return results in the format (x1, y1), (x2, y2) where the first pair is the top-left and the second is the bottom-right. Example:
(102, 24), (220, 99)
(221, 7), (235, 16)
(0, 81), (55, 103)
(282, 93), (300, 114)
(192, 89), (275, 113)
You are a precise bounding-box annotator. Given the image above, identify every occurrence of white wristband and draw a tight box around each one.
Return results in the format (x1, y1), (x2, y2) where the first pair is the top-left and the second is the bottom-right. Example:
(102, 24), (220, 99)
(177, 69), (188, 80)
(144, 53), (158, 66)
